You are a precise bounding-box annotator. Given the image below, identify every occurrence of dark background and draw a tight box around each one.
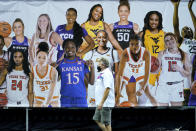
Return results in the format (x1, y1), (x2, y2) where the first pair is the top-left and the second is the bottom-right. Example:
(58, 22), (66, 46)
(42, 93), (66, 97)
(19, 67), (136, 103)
(0, 107), (195, 131)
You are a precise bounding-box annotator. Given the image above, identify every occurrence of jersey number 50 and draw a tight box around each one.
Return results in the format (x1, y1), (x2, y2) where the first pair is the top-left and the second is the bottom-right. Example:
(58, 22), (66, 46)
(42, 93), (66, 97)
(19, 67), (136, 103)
(117, 33), (129, 42)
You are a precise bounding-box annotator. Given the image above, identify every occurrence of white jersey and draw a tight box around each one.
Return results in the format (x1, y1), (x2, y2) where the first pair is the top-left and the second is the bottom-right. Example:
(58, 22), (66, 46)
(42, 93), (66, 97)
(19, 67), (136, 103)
(6, 70), (29, 103)
(32, 64), (59, 104)
(159, 49), (184, 83)
(33, 31), (57, 64)
(180, 38), (196, 58)
(122, 47), (146, 84)
(83, 46), (119, 107)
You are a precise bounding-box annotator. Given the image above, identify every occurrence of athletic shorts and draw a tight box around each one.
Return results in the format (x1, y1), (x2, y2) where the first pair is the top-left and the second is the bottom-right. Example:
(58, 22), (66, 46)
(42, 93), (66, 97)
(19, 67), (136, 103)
(93, 107), (112, 126)
(156, 81), (184, 103)
(7, 97), (29, 107)
(60, 96), (88, 107)
(188, 93), (196, 106)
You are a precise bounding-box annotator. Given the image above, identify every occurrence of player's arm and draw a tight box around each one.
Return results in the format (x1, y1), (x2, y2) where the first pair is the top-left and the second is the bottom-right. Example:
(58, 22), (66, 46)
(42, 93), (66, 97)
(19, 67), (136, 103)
(28, 72), (34, 107)
(0, 69), (7, 86)
(45, 68), (57, 107)
(133, 23), (140, 34)
(29, 34), (35, 65)
(188, 0), (196, 39)
(174, 53), (191, 77)
(85, 60), (95, 85)
(156, 50), (164, 73)
(141, 50), (151, 90)
(51, 32), (63, 46)
(115, 50), (127, 106)
(171, 0), (183, 43)
(109, 23), (114, 31)
(78, 35), (95, 57)
(103, 22), (123, 53)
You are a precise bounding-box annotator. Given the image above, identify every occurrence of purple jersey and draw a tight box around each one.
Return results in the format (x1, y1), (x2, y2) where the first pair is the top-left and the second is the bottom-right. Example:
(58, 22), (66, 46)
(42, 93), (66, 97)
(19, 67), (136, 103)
(55, 24), (88, 60)
(112, 21), (135, 50)
(12, 36), (29, 47)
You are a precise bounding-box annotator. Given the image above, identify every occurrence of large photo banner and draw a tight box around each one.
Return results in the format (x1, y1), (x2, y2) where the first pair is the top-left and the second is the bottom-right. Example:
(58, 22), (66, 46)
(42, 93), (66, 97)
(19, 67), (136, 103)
(0, 0), (196, 108)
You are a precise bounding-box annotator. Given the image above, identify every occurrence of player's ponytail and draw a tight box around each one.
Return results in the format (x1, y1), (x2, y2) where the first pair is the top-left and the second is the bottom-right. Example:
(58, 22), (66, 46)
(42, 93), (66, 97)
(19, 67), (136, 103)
(73, 21), (83, 49)
(118, 0), (130, 11)
(37, 42), (49, 55)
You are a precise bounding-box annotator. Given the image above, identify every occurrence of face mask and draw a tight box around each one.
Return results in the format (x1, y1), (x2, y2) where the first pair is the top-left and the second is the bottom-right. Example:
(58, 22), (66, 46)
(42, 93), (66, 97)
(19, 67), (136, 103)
(97, 66), (102, 72)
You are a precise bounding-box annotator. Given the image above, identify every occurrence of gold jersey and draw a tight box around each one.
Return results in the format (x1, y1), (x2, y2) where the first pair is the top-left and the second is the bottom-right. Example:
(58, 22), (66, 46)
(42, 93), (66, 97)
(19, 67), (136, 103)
(84, 20), (104, 47)
(144, 29), (165, 86)
(144, 29), (165, 58)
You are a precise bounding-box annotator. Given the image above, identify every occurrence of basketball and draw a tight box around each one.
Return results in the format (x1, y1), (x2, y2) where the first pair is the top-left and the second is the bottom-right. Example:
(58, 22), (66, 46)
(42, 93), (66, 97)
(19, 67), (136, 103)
(0, 22), (12, 37)
(0, 93), (8, 107)
(0, 58), (5, 71)
(150, 56), (159, 73)
(119, 101), (133, 107)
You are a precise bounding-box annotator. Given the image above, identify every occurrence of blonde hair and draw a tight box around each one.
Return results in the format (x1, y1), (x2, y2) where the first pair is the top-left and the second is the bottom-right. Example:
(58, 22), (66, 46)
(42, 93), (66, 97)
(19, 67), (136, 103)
(35, 14), (53, 41)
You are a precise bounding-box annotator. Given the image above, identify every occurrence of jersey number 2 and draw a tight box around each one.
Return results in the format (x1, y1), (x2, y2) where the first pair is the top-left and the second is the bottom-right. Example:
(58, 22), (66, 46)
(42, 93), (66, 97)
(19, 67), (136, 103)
(11, 80), (22, 91)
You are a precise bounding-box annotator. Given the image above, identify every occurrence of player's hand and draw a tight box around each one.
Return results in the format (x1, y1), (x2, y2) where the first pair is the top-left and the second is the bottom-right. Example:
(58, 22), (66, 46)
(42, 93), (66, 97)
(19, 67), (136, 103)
(76, 52), (83, 58)
(85, 60), (94, 69)
(191, 80), (196, 88)
(136, 88), (144, 96)
(188, 0), (194, 9)
(171, 0), (180, 6)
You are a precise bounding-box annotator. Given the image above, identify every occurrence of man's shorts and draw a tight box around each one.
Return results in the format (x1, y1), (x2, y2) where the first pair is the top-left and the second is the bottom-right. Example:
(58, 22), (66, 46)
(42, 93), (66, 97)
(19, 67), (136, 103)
(93, 107), (112, 126)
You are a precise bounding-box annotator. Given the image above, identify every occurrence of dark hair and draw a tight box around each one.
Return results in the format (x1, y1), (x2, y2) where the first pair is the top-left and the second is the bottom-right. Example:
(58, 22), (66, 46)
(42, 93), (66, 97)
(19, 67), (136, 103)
(62, 39), (76, 50)
(12, 18), (25, 31)
(86, 4), (104, 22)
(97, 30), (108, 38)
(142, 11), (163, 44)
(182, 26), (193, 39)
(118, 0), (130, 11)
(8, 50), (30, 76)
(129, 33), (141, 42)
(192, 55), (196, 81)
(164, 32), (185, 63)
(66, 8), (83, 47)
(36, 42), (49, 55)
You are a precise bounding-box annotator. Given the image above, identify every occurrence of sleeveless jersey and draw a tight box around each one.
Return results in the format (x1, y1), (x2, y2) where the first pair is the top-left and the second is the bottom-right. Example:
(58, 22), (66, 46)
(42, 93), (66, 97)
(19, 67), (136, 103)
(6, 70), (29, 102)
(12, 36), (29, 47)
(122, 47), (146, 84)
(32, 64), (58, 103)
(112, 21), (134, 50)
(144, 29), (165, 58)
(180, 38), (196, 57)
(33, 31), (57, 63)
(84, 21), (104, 47)
(58, 57), (89, 98)
(158, 49), (184, 83)
(55, 24), (88, 60)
